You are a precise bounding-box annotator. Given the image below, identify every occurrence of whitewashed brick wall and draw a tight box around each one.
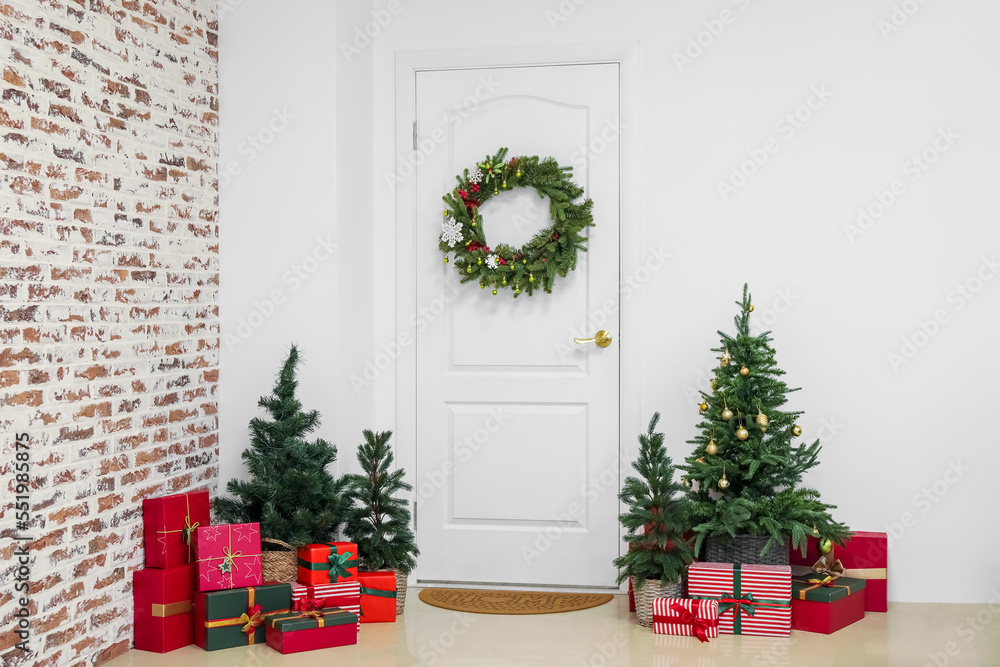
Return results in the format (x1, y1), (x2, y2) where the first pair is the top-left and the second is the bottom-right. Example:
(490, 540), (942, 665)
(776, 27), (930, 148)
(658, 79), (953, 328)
(0, 1), (219, 665)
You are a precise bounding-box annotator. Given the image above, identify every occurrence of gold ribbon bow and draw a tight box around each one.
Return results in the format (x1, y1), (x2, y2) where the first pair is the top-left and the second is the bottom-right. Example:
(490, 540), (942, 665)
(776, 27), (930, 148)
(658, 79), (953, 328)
(240, 604), (264, 634)
(219, 547), (243, 575)
(811, 554), (846, 579)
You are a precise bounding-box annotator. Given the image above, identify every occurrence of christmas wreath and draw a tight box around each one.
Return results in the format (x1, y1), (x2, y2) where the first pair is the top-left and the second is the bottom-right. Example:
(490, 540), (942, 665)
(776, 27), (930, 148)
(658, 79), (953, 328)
(438, 147), (594, 297)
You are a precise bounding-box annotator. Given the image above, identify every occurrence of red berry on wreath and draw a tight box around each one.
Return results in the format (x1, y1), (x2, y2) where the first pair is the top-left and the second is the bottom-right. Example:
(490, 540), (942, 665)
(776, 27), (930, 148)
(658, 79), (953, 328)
(552, 233), (559, 240)
(541, 258), (546, 262)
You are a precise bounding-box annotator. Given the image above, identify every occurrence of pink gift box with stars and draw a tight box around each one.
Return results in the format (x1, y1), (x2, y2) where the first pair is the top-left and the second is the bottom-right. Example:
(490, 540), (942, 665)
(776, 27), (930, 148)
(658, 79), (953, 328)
(192, 523), (263, 592)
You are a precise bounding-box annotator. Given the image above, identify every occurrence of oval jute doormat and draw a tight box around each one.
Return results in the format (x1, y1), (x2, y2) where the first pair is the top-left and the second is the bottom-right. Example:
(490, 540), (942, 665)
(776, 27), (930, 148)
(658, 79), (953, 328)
(417, 588), (614, 615)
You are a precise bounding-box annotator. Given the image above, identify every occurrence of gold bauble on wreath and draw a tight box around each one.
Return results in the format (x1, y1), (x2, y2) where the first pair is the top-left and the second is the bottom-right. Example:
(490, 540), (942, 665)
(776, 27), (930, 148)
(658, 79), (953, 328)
(736, 425), (749, 441)
(791, 424), (802, 437)
(706, 440), (718, 455)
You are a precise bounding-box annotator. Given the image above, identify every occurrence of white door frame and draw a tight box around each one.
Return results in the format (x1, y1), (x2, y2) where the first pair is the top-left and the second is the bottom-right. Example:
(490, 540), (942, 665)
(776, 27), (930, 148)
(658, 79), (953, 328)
(387, 43), (642, 590)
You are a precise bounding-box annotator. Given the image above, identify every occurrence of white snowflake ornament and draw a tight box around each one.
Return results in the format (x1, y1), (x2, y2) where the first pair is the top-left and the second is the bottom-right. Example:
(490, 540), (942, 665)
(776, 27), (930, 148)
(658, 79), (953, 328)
(485, 254), (499, 270)
(469, 167), (483, 184)
(440, 219), (463, 247)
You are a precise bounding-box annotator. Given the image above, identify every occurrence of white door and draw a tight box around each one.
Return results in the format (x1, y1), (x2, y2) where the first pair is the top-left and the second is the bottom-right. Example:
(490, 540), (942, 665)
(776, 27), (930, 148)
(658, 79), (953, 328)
(412, 63), (622, 589)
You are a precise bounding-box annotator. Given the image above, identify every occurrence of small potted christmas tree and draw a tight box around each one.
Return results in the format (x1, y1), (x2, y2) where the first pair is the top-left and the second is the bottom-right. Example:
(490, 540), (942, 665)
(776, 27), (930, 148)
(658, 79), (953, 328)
(614, 413), (695, 627)
(681, 285), (850, 564)
(343, 429), (419, 616)
(214, 346), (350, 581)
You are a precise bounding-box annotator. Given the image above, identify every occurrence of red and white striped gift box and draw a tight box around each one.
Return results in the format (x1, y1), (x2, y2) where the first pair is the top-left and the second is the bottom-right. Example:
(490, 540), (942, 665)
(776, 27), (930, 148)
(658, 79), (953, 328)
(652, 598), (720, 641)
(688, 562), (791, 638)
(290, 581), (361, 629)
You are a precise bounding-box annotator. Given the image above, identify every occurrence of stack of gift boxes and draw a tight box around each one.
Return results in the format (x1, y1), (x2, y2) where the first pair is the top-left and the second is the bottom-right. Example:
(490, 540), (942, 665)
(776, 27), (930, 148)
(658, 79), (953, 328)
(649, 531), (888, 642)
(133, 491), (400, 655)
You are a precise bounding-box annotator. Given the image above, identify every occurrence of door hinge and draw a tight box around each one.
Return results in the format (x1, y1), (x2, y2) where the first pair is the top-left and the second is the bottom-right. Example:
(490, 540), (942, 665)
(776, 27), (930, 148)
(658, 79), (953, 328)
(412, 121), (417, 150)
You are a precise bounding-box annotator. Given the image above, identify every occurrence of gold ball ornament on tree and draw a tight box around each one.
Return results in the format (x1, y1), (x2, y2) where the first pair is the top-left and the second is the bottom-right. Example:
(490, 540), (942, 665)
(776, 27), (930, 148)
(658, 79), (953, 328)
(736, 425), (749, 441)
(748, 304), (755, 312)
(710, 379), (717, 390)
(756, 410), (769, 431)
(740, 366), (749, 376)
(718, 470), (730, 489)
(681, 476), (692, 488)
(812, 525), (820, 536)
(706, 440), (718, 455)
(818, 538), (833, 555)
(492, 289), (498, 295)
(722, 408), (733, 421)
(792, 424), (802, 437)
(699, 401), (709, 412)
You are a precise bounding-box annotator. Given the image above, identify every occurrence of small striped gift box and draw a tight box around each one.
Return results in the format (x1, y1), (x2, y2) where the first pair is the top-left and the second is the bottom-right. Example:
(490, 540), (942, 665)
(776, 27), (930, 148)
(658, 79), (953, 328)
(651, 598), (720, 642)
(290, 581), (361, 629)
(688, 562), (792, 638)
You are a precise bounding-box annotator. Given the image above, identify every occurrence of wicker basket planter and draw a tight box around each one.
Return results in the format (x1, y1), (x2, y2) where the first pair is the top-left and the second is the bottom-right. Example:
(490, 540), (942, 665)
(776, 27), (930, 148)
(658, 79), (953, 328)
(705, 535), (789, 566)
(394, 570), (408, 615)
(631, 575), (685, 628)
(261, 537), (298, 583)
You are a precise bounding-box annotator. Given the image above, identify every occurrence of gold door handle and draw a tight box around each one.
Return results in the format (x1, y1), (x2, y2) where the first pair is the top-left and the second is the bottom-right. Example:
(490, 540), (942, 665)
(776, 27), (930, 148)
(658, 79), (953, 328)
(574, 330), (612, 348)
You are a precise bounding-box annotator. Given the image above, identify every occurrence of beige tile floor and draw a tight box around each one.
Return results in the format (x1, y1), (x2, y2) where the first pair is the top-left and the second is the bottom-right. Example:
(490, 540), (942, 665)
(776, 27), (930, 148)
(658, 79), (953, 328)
(109, 592), (1000, 667)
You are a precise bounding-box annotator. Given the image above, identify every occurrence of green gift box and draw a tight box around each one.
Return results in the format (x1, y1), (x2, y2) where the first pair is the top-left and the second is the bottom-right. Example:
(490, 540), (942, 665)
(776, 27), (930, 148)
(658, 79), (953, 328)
(194, 583), (292, 651)
(269, 607), (358, 632)
(791, 574), (866, 603)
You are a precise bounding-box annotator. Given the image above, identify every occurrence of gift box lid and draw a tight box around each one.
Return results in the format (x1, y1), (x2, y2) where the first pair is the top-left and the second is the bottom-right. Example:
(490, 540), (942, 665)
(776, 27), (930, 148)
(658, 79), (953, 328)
(268, 608), (359, 632)
(199, 583), (292, 620)
(792, 574), (866, 603)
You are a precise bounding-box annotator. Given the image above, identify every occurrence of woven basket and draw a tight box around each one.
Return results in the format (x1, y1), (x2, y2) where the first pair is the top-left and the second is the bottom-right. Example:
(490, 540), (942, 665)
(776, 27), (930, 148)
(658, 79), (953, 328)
(261, 537), (298, 583)
(705, 535), (789, 566)
(394, 570), (408, 615)
(631, 575), (684, 628)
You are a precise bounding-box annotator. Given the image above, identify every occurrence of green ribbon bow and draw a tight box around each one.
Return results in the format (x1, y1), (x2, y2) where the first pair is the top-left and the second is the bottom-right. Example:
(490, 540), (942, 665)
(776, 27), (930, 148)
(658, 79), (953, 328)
(327, 549), (356, 582)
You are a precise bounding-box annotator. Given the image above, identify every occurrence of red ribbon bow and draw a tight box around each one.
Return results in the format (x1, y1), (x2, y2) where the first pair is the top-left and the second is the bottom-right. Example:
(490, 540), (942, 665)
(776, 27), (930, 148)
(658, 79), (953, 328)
(465, 241), (489, 253)
(668, 602), (712, 643)
(240, 604), (264, 635)
(294, 597), (333, 613)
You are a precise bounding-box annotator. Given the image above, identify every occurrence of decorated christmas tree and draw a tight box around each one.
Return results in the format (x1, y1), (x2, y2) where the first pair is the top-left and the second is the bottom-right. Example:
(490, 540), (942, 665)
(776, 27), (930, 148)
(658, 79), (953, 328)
(214, 346), (349, 546)
(614, 413), (695, 588)
(343, 429), (419, 573)
(681, 285), (850, 559)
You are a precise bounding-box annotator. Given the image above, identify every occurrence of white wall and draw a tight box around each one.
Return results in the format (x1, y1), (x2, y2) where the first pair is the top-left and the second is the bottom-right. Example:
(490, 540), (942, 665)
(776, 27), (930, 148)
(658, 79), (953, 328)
(223, 0), (1000, 603)
(218, 0), (342, 486)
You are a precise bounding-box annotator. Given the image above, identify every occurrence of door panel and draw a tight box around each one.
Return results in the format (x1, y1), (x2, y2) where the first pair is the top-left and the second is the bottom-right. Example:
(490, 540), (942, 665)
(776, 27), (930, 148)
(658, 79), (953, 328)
(414, 63), (620, 588)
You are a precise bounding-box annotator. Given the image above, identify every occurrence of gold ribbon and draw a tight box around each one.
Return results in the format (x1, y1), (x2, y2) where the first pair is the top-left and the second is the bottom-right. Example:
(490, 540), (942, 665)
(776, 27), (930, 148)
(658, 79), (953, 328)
(843, 567), (887, 580)
(156, 493), (198, 560)
(151, 600), (193, 617)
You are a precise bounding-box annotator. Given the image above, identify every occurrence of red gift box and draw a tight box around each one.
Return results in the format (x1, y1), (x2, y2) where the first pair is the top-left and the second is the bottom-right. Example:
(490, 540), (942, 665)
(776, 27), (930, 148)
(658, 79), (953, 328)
(791, 590), (865, 634)
(133, 564), (196, 652)
(291, 581), (361, 628)
(297, 542), (358, 585)
(265, 607), (358, 654)
(652, 598), (720, 642)
(357, 570), (397, 623)
(193, 523), (263, 592)
(789, 531), (887, 612)
(688, 562), (791, 638)
(142, 490), (210, 568)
